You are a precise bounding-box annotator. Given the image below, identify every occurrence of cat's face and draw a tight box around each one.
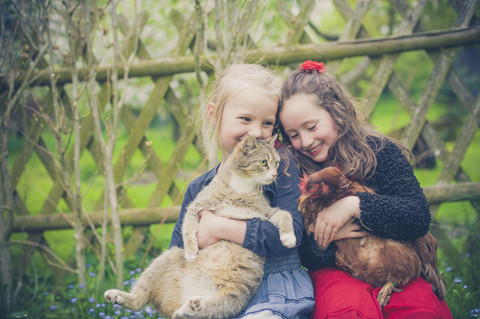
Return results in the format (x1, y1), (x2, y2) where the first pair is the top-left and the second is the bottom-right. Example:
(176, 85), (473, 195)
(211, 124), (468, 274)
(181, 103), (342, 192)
(231, 136), (280, 185)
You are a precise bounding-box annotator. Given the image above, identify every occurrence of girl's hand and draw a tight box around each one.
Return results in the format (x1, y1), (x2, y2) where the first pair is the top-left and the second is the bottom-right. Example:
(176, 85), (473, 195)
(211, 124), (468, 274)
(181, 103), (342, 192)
(197, 210), (221, 249)
(315, 219), (365, 249)
(314, 196), (361, 247)
(334, 219), (366, 240)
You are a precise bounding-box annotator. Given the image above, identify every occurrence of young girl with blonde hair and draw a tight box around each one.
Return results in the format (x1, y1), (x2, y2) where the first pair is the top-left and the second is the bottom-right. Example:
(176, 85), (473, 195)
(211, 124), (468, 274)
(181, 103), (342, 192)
(277, 60), (452, 318)
(169, 64), (315, 318)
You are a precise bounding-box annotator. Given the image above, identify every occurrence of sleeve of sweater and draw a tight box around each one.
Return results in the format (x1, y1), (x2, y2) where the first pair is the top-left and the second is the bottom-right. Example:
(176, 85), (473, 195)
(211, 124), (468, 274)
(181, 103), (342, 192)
(358, 139), (431, 240)
(169, 174), (210, 249)
(299, 231), (337, 270)
(243, 149), (305, 256)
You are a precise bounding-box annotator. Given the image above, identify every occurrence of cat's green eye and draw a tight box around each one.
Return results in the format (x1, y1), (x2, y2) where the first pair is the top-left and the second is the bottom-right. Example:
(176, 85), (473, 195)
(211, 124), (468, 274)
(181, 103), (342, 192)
(260, 160), (268, 167)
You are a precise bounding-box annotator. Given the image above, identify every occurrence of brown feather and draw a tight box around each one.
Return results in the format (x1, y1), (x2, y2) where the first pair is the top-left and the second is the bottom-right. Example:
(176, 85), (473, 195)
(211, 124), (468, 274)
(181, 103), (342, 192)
(298, 167), (446, 305)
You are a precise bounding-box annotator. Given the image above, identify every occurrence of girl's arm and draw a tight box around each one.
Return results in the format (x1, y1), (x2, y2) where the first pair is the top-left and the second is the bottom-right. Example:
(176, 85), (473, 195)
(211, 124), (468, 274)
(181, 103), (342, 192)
(196, 210), (246, 248)
(169, 186), (193, 248)
(299, 231), (336, 270)
(358, 139), (431, 241)
(196, 150), (305, 256)
(169, 171), (215, 249)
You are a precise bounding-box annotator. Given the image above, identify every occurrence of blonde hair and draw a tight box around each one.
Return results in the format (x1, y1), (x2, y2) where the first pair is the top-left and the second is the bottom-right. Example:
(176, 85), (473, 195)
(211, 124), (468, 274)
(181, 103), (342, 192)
(199, 64), (282, 162)
(277, 68), (412, 181)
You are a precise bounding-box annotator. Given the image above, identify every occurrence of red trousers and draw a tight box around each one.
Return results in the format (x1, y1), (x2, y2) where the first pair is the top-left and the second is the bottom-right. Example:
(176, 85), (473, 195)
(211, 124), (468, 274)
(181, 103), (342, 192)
(310, 267), (452, 319)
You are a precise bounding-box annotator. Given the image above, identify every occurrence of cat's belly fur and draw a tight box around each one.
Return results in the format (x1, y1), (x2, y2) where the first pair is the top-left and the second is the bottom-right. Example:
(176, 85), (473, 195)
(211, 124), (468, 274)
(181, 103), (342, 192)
(148, 241), (265, 317)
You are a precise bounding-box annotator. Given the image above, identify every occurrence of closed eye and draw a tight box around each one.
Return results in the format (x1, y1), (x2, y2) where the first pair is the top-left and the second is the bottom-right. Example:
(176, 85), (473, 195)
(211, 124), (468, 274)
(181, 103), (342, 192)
(307, 123), (317, 131)
(240, 117), (251, 122)
(289, 132), (299, 140)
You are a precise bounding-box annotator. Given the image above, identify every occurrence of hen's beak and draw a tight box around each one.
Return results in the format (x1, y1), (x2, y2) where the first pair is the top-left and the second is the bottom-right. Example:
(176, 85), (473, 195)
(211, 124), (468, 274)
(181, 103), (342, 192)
(297, 194), (308, 207)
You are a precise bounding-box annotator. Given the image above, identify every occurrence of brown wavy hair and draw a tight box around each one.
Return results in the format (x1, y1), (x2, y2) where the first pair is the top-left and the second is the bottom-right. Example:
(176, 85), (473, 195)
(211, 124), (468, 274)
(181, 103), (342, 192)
(276, 68), (412, 181)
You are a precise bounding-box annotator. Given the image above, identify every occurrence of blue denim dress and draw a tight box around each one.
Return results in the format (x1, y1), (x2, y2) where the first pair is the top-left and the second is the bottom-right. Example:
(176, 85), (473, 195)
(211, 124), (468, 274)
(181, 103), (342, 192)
(170, 149), (315, 319)
(235, 251), (314, 319)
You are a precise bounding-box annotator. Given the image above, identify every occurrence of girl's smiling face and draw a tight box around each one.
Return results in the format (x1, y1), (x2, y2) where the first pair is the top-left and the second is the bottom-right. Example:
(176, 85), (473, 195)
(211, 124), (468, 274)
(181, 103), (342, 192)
(280, 93), (338, 163)
(211, 86), (277, 162)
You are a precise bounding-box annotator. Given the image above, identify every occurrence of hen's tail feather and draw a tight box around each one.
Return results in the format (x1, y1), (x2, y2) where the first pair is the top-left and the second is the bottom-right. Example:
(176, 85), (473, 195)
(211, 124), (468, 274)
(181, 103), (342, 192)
(413, 233), (447, 299)
(422, 263), (447, 299)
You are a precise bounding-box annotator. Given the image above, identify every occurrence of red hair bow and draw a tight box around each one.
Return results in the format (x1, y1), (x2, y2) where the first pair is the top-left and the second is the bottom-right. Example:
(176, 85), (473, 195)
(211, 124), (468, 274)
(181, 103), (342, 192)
(300, 60), (327, 73)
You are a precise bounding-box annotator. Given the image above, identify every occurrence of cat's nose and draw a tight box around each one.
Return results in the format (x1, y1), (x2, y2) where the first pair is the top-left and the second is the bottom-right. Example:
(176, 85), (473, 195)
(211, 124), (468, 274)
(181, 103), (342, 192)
(272, 173), (277, 179)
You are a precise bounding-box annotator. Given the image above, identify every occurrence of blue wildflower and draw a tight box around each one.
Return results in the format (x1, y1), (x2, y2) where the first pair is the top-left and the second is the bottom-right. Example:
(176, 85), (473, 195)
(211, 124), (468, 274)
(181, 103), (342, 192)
(453, 277), (462, 284)
(115, 310), (121, 315)
(69, 284), (75, 289)
(88, 272), (96, 278)
(79, 284), (84, 289)
(89, 297), (95, 303)
(129, 270), (136, 276)
(136, 268), (142, 273)
(145, 305), (154, 314)
(99, 312), (105, 318)
(50, 305), (58, 310)
(446, 267), (452, 272)
(71, 297), (78, 304)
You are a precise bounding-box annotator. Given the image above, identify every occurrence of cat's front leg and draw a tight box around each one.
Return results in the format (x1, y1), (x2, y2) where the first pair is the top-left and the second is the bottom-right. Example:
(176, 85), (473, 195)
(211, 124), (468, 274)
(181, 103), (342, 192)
(269, 209), (296, 248)
(182, 207), (200, 261)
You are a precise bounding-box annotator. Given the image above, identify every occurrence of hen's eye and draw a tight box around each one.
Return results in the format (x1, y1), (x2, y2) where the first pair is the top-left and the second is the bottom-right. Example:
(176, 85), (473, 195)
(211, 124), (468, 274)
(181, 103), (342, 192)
(310, 185), (317, 190)
(260, 160), (268, 167)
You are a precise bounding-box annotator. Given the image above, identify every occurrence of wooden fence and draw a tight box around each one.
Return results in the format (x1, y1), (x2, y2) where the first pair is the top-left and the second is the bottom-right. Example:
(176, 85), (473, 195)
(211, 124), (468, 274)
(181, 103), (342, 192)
(8, 0), (480, 281)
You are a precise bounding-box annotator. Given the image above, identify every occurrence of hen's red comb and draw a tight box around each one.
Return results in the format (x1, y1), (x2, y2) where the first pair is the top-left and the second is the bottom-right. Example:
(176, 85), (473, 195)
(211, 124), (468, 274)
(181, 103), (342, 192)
(298, 174), (309, 194)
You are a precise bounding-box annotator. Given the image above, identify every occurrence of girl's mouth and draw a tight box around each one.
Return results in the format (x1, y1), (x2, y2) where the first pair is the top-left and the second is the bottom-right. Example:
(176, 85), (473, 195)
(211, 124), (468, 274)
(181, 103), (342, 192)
(307, 142), (324, 155)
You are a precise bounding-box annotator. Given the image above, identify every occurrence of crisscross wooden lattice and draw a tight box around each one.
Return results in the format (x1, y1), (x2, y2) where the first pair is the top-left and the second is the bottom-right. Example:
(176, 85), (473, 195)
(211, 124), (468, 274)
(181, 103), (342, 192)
(9, 0), (480, 281)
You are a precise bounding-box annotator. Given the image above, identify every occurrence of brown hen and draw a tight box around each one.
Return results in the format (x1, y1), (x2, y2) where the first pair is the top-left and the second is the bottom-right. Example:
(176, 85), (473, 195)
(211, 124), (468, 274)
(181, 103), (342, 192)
(298, 166), (446, 307)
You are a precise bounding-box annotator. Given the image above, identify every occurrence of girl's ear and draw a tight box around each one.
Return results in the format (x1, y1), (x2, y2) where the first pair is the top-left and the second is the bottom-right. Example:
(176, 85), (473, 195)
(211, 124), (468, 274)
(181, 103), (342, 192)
(206, 102), (216, 124)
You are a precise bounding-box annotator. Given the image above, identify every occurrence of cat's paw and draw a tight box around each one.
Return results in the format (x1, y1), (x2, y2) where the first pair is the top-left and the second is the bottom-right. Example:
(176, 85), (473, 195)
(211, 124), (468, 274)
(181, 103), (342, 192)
(280, 233), (296, 248)
(172, 296), (205, 318)
(104, 289), (125, 305)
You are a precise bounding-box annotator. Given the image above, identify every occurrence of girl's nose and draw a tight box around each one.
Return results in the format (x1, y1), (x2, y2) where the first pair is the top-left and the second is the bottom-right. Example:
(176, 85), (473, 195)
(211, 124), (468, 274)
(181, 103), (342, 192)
(248, 125), (262, 139)
(301, 134), (313, 149)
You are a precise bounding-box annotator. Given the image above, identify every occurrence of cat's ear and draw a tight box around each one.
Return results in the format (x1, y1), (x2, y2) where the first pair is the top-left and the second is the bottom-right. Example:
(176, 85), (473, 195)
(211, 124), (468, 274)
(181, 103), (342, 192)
(242, 136), (257, 154)
(265, 134), (278, 147)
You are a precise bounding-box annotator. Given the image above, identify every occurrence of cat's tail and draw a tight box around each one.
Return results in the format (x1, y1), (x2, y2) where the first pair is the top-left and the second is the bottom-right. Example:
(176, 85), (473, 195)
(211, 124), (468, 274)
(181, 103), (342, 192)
(413, 233), (447, 299)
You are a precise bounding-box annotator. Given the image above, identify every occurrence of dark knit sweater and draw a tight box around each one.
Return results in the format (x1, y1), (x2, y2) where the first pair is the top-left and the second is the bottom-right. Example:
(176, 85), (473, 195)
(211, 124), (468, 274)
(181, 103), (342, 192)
(299, 137), (432, 270)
